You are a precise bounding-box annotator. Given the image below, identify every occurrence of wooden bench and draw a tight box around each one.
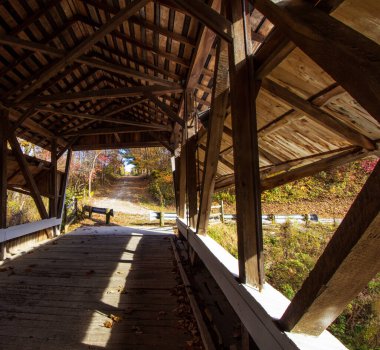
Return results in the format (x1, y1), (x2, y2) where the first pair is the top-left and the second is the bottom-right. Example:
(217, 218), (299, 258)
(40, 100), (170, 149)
(83, 205), (114, 224)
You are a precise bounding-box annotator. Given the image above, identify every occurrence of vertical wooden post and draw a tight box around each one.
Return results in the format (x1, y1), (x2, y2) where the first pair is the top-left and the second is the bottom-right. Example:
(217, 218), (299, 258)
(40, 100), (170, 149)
(178, 146), (187, 219)
(57, 148), (72, 222)
(227, 0), (264, 288)
(173, 156), (180, 215)
(159, 211), (165, 227)
(186, 137), (198, 228)
(0, 110), (9, 260)
(49, 138), (58, 236)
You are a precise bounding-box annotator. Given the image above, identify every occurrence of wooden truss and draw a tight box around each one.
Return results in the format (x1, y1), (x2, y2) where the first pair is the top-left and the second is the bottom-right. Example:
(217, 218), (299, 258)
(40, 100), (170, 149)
(0, 0), (379, 346)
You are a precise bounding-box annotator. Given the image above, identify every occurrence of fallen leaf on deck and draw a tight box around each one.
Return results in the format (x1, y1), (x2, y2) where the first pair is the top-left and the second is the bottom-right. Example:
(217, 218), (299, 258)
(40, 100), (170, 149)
(103, 320), (113, 328)
(109, 314), (122, 322)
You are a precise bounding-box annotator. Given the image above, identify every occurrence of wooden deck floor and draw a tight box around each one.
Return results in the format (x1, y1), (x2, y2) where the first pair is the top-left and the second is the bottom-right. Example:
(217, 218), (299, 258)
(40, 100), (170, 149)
(0, 227), (200, 350)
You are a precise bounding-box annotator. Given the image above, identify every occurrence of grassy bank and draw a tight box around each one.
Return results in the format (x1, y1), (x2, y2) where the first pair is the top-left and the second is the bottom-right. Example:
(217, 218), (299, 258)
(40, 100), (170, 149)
(207, 222), (380, 350)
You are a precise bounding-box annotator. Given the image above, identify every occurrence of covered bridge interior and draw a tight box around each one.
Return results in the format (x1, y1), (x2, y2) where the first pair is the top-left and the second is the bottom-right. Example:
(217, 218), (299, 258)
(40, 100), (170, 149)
(0, 0), (379, 349)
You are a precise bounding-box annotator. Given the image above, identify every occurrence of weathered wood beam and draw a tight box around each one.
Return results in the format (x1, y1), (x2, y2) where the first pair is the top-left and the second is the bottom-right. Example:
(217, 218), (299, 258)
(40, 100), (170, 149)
(261, 146), (355, 177)
(280, 161), (380, 335)
(73, 140), (161, 151)
(177, 147), (187, 219)
(35, 106), (168, 130)
(10, 107), (38, 133)
(13, 0), (149, 102)
(227, 0), (264, 288)
(178, 0), (221, 109)
(254, 0), (380, 124)
(148, 95), (185, 127)
(63, 125), (170, 137)
(215, 147), (379, 191)
(17, 85), (182, 105)
(8, 134), (48, 219)
(57, 138), (78, 160)
(261, 78), (376, 150)
(186, 136), (198, 229)
(0, 111), (9, 237)
(197, 38), (229, 235)
(261, 147), (379, 191)
(49, 139), (58, 237)
(57, 149), (72, 219)
(172, 0), (232, 43)
(49, 139), (58, 218)
(103, 97), (148, 118)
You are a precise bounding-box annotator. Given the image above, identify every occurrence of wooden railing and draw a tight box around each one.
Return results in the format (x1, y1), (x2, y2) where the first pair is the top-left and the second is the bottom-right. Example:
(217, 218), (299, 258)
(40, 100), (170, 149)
(62, 198), (78, 232)
(176, 218), (348, 350)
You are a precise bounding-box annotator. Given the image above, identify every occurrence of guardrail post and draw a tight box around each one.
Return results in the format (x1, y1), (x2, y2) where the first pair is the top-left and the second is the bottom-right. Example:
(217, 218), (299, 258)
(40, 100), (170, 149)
(105, 208), (111, 225)
(159, 211), (165, 227)
(219, 200), (225, 223)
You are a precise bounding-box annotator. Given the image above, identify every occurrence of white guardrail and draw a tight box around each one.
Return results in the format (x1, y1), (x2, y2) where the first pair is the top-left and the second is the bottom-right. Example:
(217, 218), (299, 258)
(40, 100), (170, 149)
(149, 211), (342, 225)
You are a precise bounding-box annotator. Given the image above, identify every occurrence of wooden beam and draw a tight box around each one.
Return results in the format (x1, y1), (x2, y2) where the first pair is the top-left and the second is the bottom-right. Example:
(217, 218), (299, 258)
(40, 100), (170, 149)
(280, 162), (380, 335)
(177, 147), (187, 219)
(261, 78), (376, 150)
(254, 0), (380, 124)
(176, 0), (221, 121)
(36, 106), (169, 130)
(184, 90), (198, 228)
(10, 107), (38, 133)
(0, 35), (178, 88)
(197, 38), (229, 235)
(148, 95), (185, 127)
(13, 0), (149, 102)
(0, 218), (62, 244)
(186, 136), (198, 229)
(8, 134), (48, 219)
(103, 97), (148, 118)
(261, 147), (379, 191)
(63, 125), (170, 137)
(18, 85), (182, 105)
(0, 111), (9, 233)
(227, 0), (264, 288)
(172, 0), (232, 43)
(176, 218), (299, 350)
(57, 149), (72, 219)
(49, 139), (58, 219)
(214, 147), (379, 191)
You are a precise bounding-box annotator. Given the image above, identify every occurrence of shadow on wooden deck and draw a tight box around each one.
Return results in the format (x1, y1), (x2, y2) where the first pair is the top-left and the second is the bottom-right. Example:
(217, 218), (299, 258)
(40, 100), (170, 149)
(0, 226), (199, 349)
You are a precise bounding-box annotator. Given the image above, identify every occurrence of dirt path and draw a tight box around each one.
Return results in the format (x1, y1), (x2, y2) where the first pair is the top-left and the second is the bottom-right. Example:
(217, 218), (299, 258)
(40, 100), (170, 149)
(89, 175), (152, 215)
